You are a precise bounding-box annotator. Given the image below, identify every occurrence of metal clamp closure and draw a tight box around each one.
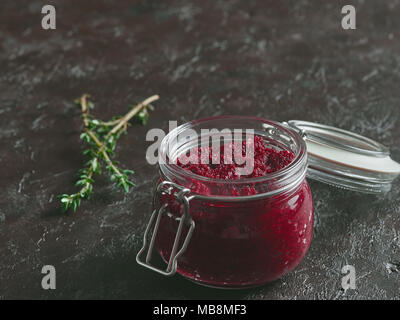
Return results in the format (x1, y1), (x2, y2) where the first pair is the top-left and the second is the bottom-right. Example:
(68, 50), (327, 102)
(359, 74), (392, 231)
(136, 181), (195, 276)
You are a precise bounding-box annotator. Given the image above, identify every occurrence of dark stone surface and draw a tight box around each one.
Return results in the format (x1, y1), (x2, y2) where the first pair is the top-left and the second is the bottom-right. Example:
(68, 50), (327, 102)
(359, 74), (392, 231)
(1, 0), (400, 299)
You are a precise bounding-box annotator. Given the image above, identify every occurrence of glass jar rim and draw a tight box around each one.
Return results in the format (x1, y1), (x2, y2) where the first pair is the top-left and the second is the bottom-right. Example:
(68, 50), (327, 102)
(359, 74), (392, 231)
(159, 115), (308, 189)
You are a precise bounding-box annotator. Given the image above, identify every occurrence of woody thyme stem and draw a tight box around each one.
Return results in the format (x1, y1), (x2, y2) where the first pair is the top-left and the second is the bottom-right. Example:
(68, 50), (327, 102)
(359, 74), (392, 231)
(59, 94), (159, 212)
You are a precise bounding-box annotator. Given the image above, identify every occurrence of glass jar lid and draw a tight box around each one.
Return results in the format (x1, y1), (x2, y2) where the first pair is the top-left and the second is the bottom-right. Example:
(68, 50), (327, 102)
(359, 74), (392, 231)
(286, 120), (400, 194)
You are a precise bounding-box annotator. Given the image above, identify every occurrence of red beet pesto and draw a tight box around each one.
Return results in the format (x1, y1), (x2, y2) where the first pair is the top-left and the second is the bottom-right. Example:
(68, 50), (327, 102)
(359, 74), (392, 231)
(178, 135), (295, 180)
(155, 117), (314, 288)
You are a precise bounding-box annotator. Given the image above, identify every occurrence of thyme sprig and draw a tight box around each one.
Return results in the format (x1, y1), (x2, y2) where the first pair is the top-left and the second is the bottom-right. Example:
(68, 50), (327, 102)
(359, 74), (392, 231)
(59, 94), (159, 212)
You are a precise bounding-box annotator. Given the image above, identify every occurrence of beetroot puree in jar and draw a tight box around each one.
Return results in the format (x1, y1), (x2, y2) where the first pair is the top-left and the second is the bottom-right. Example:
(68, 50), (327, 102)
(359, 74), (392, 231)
(155, 135), (313, 288)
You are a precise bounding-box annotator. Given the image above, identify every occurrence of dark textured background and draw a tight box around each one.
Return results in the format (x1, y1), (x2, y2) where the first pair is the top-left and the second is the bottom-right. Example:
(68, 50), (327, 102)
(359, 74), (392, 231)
(1, 0), (400, 299)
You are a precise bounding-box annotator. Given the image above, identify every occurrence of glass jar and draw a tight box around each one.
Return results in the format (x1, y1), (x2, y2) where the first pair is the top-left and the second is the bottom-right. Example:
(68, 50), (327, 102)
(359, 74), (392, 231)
(137, 116), (313, 288)
(137, 116), (400, 288)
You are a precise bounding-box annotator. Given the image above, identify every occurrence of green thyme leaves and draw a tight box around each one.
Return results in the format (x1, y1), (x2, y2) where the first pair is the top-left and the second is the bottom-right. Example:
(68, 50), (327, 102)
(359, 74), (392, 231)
(59, 94), (159, 212)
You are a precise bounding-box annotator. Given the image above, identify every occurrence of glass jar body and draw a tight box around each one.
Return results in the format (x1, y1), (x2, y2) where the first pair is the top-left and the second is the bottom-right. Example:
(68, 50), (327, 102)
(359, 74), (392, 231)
(155, 178), (313, 288)
(151, 116), (314, 288)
